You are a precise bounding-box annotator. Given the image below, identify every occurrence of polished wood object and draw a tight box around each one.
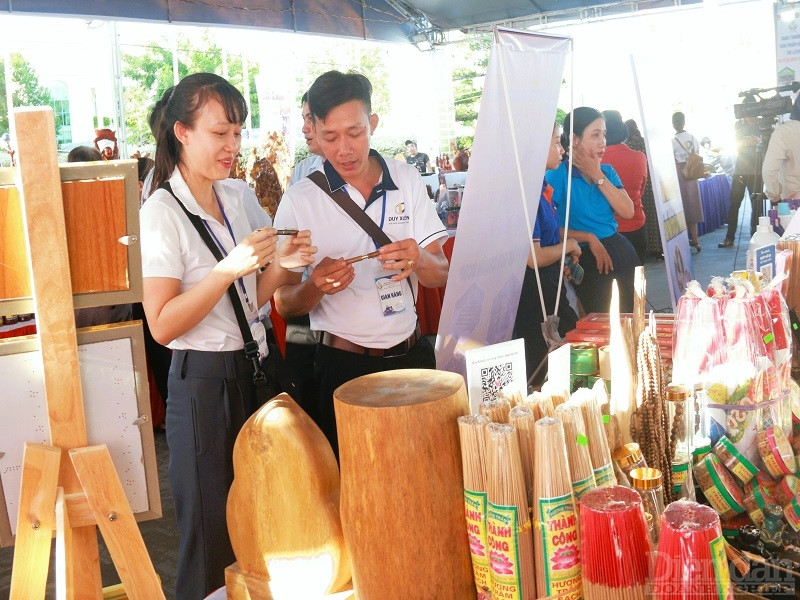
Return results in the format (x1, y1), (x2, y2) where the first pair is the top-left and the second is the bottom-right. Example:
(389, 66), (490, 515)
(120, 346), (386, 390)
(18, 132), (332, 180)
(334, 369), (476, 600)
(226, 394), (351, 600)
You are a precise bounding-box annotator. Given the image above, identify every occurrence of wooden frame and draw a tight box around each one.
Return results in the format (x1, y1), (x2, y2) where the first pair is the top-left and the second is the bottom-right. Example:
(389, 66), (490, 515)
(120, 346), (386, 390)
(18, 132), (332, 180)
(0, 159), (142, 315)
(0, 320), (161, 547)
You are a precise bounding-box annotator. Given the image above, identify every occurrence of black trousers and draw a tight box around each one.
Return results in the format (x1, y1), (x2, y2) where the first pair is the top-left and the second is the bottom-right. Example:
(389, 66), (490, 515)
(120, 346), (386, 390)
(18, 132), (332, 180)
(620, 225), (647, 266)
(166, 348), (258, 600)
(574, 232), (638, 314)
(726, 172), (763, 241)
(312, 335), (436, 459)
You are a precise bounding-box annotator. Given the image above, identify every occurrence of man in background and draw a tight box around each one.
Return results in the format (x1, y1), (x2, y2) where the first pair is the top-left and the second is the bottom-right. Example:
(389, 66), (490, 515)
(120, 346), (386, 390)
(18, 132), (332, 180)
(290, 92), (325, 185)
(405, 139), (431, 173)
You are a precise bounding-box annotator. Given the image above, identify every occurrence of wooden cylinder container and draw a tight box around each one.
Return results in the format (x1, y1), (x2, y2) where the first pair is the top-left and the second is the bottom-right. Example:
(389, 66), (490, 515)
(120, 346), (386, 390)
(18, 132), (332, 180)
(334, 369), (475, 599)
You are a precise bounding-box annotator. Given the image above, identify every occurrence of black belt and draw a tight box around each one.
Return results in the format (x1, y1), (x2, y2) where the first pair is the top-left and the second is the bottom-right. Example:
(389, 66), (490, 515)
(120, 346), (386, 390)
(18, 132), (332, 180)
(315, 324), (422, 358)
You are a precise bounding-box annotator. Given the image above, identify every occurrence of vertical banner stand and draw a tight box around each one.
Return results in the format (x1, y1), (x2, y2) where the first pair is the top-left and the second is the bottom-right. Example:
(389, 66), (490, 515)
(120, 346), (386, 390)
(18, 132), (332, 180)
(7, 107), (163, 600)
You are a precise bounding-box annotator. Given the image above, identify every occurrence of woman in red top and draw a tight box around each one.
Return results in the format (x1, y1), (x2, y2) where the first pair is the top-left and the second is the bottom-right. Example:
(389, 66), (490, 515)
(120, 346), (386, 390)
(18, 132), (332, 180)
(601, 110), (648, 265)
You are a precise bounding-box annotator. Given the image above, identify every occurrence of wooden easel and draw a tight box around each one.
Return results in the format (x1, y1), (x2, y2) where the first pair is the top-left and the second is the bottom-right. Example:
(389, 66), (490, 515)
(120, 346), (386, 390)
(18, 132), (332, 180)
(7, 107), (164, 600)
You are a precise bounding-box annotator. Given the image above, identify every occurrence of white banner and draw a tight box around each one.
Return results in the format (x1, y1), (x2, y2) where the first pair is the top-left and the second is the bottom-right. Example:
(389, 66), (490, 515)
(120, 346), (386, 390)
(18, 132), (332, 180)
(631, 54), (694, 310)
(775, 2), (800, 86)
(435, 27), (570, 376)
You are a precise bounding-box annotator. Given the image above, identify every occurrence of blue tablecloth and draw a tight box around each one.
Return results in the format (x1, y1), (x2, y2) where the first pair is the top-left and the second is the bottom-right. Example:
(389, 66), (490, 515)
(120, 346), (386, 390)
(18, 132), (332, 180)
(697, 174), (732, 237)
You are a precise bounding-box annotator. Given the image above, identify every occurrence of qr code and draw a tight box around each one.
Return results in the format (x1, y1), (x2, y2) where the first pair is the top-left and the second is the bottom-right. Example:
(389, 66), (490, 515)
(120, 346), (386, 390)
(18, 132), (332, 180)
(480, 362), (514, 402)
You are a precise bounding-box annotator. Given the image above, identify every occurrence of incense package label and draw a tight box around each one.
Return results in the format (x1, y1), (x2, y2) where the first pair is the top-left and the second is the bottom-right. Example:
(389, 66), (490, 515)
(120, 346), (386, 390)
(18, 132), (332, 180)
(538, 493), (582, 600)
(593, 462), (616, 488)
(709, 535), (732, 600)
(672, 462), (690, 494)
(572, 474), (595, 501)
(464, 490), (492, 595)
(487, 503), (523, 600)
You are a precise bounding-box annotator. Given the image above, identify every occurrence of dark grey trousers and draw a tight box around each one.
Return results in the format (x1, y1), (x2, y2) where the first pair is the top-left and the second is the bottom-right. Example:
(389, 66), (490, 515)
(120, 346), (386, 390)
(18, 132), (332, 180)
(166, 348), (258, 600)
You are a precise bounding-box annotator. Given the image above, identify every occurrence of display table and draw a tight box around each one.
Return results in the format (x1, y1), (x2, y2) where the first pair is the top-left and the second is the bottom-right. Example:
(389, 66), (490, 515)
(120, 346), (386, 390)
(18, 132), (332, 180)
(697, 173), (732, 236)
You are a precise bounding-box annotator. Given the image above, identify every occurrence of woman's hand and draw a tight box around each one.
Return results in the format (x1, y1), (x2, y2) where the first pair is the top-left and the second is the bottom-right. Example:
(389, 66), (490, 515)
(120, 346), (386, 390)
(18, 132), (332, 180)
(277, 229), (317, 269)
(588, 237), (613, 274)
(216, 227), (277, 281)
(571, 142), (603, 182)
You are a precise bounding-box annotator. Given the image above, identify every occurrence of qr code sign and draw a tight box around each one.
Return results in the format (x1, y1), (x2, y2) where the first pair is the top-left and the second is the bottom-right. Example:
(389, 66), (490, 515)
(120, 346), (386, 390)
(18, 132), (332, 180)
(480, 362), (514, 402)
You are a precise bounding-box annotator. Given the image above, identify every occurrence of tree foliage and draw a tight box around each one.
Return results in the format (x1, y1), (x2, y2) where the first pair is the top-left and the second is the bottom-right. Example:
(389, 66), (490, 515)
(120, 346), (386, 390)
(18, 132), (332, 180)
(0, 53), (55, 134)
(122, 30), (260, 149)
(452, 35), (491, 130)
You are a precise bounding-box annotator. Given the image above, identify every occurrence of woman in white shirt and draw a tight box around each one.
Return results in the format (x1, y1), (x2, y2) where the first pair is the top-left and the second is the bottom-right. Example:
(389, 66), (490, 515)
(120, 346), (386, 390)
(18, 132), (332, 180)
(671, 111), (705, 252)
(140, 73), (314, 599)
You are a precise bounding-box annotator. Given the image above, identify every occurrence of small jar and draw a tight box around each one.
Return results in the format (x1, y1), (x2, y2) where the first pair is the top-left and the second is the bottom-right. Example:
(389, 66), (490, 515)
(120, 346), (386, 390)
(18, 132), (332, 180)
(713, 435), (759, 487)
(756, 426), (797, 477)
(630, 467), (665, 542)
(612, 442), (647, 479)
(693, 453), (746, 520)
(666, 384), (694, 498)
(785, 494), (800, 532)
(774, 475), (800, 506)
(743, 484), (778, 528)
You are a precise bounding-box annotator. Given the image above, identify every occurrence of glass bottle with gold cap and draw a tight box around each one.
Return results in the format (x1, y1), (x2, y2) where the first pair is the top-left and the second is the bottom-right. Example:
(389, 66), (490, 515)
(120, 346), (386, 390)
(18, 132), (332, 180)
(613, 442), (647, 479)
(666, 383), (696, 500)
(692, 381), (712, 464)
(630, 467), (665, 543)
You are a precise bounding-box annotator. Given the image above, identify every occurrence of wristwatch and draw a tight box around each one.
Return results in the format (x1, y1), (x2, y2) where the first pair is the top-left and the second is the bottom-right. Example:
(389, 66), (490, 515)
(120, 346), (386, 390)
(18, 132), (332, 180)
(596, 177), (606, 186)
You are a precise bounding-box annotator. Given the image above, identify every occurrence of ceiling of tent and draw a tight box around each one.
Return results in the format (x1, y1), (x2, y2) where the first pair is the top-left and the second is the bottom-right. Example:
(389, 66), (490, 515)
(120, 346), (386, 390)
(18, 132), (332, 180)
(0, 0), (703, 45)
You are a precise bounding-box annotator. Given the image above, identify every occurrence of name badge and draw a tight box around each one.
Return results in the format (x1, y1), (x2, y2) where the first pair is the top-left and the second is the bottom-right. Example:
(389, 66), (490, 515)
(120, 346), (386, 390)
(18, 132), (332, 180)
(249, 318), (269, 360)
(376, 275), (407, 317)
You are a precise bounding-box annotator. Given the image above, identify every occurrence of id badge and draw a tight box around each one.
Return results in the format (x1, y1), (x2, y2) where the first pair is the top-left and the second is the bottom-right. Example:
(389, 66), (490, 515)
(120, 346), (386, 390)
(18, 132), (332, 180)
(249, 318), (269, 360)
(376, 275), (407, 317)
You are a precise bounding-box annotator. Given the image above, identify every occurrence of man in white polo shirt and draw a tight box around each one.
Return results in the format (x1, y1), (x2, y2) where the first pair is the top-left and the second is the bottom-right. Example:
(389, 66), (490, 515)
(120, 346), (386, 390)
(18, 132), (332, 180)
(274, 70), (449, 457)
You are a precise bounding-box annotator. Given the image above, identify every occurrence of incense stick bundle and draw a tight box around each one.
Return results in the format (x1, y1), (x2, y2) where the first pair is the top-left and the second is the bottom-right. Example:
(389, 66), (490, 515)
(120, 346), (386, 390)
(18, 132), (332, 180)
(541, 381), (569, 409)
(499, 389), (524, 407)
(485, 422), (536, 599)
(571, 389), (615, 488)
(457, 415), (492, 598)
(479, 398), (511, 423)
(580, 486), (651, 600)
(509, 405), (536, 508)
(653, 501), (732, 600)
(533, 418), (582, 600)
(522, 391), (555, 420)
(555, 402), (597, 501)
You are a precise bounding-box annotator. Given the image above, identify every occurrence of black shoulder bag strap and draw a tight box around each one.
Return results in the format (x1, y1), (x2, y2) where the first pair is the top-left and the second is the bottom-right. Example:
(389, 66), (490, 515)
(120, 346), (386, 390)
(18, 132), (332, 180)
(307, 170), (417, 306)
(307, 170), (392, 246)
(159, 182), (266, 386)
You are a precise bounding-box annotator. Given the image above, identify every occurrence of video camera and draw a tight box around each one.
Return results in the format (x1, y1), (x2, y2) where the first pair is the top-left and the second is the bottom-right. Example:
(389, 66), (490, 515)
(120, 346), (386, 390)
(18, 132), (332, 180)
(733, 81), (800, 120)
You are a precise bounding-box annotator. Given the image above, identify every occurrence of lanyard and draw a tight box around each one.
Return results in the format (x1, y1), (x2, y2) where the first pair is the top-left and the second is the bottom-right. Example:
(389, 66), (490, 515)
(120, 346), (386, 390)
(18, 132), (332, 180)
(203, 189), (255, 312)
(345, 186), (387, 250)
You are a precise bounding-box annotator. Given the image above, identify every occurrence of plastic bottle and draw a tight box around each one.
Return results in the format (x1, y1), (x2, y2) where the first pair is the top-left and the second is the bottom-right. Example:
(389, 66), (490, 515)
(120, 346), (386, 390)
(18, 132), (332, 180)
(747, 215), (780, 271)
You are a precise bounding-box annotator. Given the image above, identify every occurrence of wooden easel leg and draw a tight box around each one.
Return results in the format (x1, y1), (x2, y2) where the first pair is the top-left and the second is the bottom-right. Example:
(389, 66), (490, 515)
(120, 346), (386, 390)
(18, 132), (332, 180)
(9, 442), (61, 600)
(55, 487), (75, 600)
(70, 445), (165, 600)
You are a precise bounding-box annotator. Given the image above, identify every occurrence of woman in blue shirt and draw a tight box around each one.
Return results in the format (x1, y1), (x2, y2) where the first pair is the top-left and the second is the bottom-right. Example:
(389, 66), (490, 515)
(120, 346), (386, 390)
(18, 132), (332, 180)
(514, 124), (581, 382)
(546, 107), (638, 314)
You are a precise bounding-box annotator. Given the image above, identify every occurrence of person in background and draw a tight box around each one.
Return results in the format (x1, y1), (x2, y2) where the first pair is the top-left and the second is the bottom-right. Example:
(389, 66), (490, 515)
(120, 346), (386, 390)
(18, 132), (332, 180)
(405, 139), (431, 173)
(546, 106), (638, 314)
(140, 72), (315, 598)
(671, 111), (704, 253)
(601, 110), (648, 265)
(453, 145), (470, 172)
(514, 123), (580, 383)
(763, 94), (800, 206)
(274, 71), (448, 458)
(624, 119), (661, 258)
(67, 145), (102, 163)
(289, 91), (326, 186)
(719, 115), (763, 247)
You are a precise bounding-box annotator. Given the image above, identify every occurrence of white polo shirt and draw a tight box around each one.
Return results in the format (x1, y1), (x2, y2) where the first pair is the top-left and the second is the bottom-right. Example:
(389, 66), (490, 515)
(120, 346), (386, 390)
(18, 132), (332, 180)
(274, 151), (447, 348)
(140, 167), (260, 351)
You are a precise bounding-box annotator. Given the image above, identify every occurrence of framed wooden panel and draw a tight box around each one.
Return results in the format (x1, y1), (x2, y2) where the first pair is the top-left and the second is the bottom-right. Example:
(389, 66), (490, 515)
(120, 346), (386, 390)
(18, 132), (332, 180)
(0, 321), (161, 547)
(0, 160), (142, 315)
